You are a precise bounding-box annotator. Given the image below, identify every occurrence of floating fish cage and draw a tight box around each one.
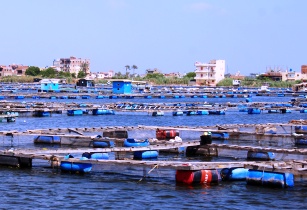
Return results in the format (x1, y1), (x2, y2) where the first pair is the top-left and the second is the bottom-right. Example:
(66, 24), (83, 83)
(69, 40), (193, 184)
(34, 135), (61, 144)
(0, 155), (32, 168)
(176, 169), (221, 185)
(246, 170), (294, 188)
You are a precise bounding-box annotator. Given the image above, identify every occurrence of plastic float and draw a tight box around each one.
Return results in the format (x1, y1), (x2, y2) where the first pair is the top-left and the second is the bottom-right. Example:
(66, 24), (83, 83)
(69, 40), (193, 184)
(34, 135), (61, 144)
(60, 96), (68, 99)
(96, 95), (104, 99)
(92, 140), (115, 148)
(208, 110), (226, 115)
(172, 110), (184, 116)
(211, 132), (229, 140)
(92, 109), (115, 115)
(15, 95), (25, 99)
(109, 95), (118, 99)
(247, 108), (261, 114)
(196, 110), (209, 115)
(294, 126), (307, 134)
(152, 111), (164, 116)
(246, 170), (294, 188)
(49, 96), (57, 99)
(82, 152), (109, 160)
(220, 167), (249, 181)
(133, 150), (158, 159)
(123, 138), (150, 147)
(33, 111), (51, 117)
(176, 169), (220, 185)
(299, 109), (307, 113)
(60, 154), (92, 173)
(186, 110), (197, 116)
(156, 129), (179, 140)
(144, 95), (152, 99)
(82, 95), (91, 99)
(247, 150), (275, 160)
(67, 109), (83, 116)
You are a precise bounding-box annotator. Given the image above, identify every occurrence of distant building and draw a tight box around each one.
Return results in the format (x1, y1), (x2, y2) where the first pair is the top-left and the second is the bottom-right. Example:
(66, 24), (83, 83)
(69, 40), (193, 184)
(0, 64), (28, 77)
(261, 67), (306, 81)
(301, 65), (307, 74)
(194, 59), (226, 86)
(90, 70), (114, 79)
(53, 56), (90, 75)
(146, 68), (160, 74)
(163, 72), (183, 78)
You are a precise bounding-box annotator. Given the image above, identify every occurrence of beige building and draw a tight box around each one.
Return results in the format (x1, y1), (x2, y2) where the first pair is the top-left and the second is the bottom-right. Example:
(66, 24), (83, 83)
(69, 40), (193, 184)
(53, 56), (90, 75)
(0, 64), (28, 77)
(194, 59), (225, 86)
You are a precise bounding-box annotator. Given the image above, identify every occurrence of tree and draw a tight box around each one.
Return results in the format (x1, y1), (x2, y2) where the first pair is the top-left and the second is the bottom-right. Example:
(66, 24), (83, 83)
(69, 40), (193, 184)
(78, 70), (86, 78)
(40, 67), (56, 78)
(132, 65), (138, 77)
(80, 62), (89, 75)
(125, 65), (130, 77)
(25, 66), (41, 76)
(71, 73), (76, 78)
(184, 72), (196, 78)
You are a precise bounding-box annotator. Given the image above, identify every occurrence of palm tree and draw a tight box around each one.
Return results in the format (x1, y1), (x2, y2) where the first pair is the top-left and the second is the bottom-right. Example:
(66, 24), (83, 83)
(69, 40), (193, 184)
(125, 65), (130, 77)
(132, 65), (138, 77)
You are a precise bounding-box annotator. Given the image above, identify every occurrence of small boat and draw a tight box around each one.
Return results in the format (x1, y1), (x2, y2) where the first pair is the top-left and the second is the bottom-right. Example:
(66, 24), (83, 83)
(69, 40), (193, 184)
(123, 138), (150, 147)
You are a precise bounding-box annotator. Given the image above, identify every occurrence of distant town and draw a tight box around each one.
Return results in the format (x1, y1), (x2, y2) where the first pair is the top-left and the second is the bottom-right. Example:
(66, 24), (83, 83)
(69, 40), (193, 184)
(1, 56), (307, 87)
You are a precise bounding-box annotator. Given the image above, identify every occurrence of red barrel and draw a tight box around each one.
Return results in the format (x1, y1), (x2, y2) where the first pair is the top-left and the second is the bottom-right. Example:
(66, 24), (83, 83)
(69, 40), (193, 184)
(156, 129), (179, 140)
(176, 169), (220, 185)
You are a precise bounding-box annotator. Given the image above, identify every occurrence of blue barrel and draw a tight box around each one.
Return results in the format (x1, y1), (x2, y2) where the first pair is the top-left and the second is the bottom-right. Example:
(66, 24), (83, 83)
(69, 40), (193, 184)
(92, 140), (115, 148)
(34, 135), (61, 144)
(60, 157), (92, 173)
(67, 110), (83, 116)
(196, 110), (209, 115)
(0, 96), (5, 99)
(15, 96), (24, 99)
(82, 152), (109, 160)
(109, 95), (118, 99)
(248, 108), (261, 114)
(144, 95), (152, 99)
(60, 96), (68, 99)
(247, 151), (275, 160)
(179, 95), (185, 98)
(96, 95), (104, 99)
(159, 95), (165, 99)
(220, 167), (248, 181)
(173, 95), (179, 98)
(133, 151), (158, 159)
(82, 95), (90, 99)
(49, 96), (57, 99)
(247, 170), (294, 188)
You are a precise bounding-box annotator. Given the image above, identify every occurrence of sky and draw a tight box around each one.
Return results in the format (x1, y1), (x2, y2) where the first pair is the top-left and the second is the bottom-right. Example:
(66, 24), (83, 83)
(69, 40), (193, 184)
(1, 0), (307, 76)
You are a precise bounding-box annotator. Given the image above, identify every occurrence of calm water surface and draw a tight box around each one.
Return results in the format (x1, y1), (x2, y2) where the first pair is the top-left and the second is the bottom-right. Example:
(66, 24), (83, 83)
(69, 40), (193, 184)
(0, 96), (306, 209)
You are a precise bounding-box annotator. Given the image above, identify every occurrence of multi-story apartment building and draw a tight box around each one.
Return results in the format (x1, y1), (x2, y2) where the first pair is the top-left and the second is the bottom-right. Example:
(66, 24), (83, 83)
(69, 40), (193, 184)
(53, 56), (90, 75)
(194, 59), (225, 86)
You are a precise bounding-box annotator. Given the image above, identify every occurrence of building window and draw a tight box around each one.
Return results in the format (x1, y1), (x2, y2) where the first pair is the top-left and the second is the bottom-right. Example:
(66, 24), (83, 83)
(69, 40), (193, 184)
(201, 74), (203, 77)
(201, 67), (203, 70)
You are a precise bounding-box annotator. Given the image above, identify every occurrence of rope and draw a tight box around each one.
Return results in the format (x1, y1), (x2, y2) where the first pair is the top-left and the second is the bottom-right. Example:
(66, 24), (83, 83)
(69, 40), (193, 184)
(138, 164), (159, 183)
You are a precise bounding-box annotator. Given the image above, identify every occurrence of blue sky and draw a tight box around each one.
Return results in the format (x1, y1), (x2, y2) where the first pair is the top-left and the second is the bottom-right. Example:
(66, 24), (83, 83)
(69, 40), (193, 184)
(1, 0), (306, 75)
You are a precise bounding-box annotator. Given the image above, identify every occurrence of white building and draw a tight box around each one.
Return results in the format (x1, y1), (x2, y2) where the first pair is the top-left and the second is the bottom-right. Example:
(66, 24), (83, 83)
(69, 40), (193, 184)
(53, 56), (90, 75)
(194, 59), (225, 86)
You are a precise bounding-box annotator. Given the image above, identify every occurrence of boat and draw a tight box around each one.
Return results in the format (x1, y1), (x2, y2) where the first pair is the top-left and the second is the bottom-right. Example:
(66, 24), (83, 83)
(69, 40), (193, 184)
(123, 138), (150, 147)
(257, 85), (270, 93)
